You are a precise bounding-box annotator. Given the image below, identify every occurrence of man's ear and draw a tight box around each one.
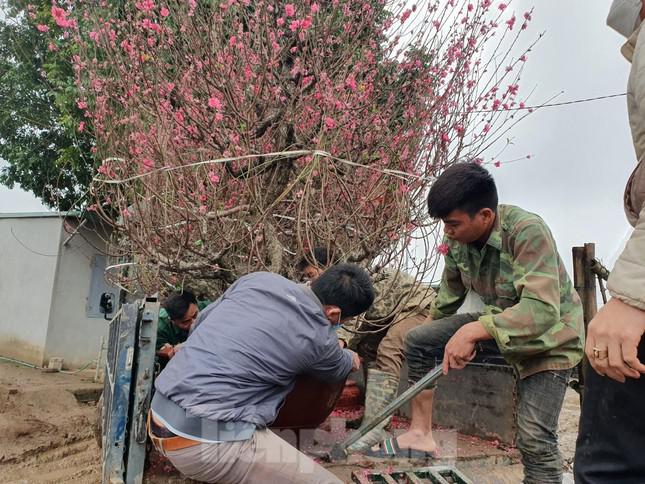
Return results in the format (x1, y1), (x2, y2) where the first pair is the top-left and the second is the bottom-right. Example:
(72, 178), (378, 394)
(323, 305), (341, 324)
(479, 207), (495, 223)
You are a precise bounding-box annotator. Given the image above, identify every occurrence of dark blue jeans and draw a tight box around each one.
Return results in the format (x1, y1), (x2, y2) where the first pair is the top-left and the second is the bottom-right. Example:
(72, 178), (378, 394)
(405, 313), (571, 484)
(574, 341), (645, 483)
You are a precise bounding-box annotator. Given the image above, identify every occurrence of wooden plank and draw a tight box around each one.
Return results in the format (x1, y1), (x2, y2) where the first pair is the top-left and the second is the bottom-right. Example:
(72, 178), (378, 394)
(572, 243), (598, 405)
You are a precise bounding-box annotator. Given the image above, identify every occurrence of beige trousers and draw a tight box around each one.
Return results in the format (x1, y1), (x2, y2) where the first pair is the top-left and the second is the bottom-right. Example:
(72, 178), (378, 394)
(164, 428), (341, 483)
(356, 313), (427, 377)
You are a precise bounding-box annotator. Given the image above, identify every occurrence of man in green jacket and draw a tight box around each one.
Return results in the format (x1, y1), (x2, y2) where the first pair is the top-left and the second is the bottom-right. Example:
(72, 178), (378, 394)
(369, 163), (583, 484)
(156, 291), (210, 370)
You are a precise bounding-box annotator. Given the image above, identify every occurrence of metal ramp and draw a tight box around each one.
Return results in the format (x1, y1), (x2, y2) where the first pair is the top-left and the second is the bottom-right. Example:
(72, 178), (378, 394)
(101, 298), (159, 484)
(353, 466), (473, 484)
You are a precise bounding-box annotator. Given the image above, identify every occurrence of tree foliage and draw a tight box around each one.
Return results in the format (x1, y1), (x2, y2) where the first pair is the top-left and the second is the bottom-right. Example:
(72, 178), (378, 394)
(0, 0), (95, 210)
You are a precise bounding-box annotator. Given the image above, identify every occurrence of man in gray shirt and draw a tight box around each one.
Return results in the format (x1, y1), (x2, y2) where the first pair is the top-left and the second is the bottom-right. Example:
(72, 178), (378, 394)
(149, 264), (374, 483)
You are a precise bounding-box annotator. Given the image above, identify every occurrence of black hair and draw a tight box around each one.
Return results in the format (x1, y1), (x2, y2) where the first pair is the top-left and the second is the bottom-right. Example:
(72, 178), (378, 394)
(427, 162), (498, 219)
(163, 290), (197, 321)
(311, 263), (375, 318)
(296, 247), (334, 272)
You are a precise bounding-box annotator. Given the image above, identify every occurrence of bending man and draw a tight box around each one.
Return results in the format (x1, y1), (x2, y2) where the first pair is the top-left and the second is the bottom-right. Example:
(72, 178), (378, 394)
(149, 265), (374, 484)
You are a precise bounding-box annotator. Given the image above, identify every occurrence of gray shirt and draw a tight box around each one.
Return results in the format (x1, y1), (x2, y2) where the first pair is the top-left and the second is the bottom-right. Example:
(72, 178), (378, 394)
(154, 272), (353, 435)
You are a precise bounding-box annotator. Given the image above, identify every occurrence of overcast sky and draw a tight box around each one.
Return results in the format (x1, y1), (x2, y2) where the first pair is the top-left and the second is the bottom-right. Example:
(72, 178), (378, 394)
(490, 0), (634, 270)
(0, 1), (636, 271)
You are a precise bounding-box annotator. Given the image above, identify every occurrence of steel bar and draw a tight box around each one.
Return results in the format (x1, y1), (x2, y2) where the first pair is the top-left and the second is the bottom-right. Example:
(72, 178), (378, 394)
(329, 366), (444, 460)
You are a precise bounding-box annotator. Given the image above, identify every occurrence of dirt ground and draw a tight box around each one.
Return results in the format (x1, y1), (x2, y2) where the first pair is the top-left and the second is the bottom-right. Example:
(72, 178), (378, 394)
(0, 362), (102, 484)
(0, 361), (581, 483)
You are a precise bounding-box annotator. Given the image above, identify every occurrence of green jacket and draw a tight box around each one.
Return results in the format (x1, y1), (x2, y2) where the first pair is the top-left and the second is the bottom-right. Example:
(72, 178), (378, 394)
(431, 204), (584, 378)
(156, 300), (211, 351)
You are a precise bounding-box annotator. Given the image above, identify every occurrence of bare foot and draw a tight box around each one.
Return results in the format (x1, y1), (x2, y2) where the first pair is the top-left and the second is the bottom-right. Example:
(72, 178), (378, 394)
(370, 429), (437, 453)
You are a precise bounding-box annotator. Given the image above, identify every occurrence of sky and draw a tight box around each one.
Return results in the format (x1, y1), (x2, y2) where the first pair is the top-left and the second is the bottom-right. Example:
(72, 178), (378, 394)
(0, 1), (637, 270)
(0, 167), (49, 212)
(489, 0), (634, 269)
(478, 0), (635, 271)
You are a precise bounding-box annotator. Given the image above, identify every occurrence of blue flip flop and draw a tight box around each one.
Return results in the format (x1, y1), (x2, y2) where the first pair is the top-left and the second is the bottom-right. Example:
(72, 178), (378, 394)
(365, 437), (438, 459)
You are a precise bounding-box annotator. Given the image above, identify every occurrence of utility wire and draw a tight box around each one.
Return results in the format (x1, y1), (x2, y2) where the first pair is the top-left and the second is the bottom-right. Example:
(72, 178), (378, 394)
(11, 226), (60, 257)
(470, 92), (626, 113)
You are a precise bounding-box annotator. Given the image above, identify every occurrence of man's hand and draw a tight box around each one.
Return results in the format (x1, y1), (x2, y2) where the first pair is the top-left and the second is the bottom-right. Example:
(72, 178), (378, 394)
(157, 343), (176, 359)
(338, 339), (347, 349)
(443, 321), (490, 374)
(586, 298), (645, 382)
(347, 350), (361, 372)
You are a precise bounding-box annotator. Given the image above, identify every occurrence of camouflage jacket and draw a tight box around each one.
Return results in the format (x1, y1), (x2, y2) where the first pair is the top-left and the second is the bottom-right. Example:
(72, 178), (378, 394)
(337, 270), (435, 348)
(431, 204), (584, 378)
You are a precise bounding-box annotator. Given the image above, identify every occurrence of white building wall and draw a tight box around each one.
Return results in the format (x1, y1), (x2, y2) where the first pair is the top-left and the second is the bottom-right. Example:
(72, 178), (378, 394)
(44, 224), (112, 368)
(0, 216), (62, 365)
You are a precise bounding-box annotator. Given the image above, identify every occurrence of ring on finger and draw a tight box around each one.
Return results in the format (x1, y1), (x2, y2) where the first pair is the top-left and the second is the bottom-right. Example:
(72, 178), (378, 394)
(592, 346), (609, 360)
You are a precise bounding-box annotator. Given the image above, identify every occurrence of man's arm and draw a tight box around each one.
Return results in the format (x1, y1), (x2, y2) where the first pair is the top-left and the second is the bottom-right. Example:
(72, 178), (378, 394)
(591, 203), (645, 381)
(608, 203), (645, 311)
(155, 312), (172, 351)
(306, 333), (355, 382)
(336, 320), (358, 349)
(443, 320), (491, 373)
(155, 312), (178, 360)
(430, 244), (468, 319)
(477, 221), (570, 359)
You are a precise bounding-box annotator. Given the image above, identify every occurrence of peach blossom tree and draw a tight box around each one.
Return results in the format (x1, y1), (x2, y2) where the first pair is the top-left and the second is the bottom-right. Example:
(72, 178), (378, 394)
(47, 0), (535, 293)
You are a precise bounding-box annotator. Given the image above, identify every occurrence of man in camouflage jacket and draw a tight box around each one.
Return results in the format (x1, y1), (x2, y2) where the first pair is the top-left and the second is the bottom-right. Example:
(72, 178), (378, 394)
(368, 163), (583, 484)
(336, 270), (435, 374)
(296, 250), (434, 451)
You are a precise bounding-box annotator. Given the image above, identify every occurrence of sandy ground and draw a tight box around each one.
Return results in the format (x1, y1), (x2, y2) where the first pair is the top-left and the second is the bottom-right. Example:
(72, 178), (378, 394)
(0, 361), (581, 483)
(0, 362), (102, 484)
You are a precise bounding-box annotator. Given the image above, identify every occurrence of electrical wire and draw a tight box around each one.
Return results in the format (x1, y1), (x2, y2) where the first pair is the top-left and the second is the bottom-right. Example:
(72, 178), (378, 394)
(470, 92), (626, 113)
(60, 360), (97, 374)
(0, 354), (97, 373)
(0, 355), (39, 368)
(10, 226), (60, 257)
